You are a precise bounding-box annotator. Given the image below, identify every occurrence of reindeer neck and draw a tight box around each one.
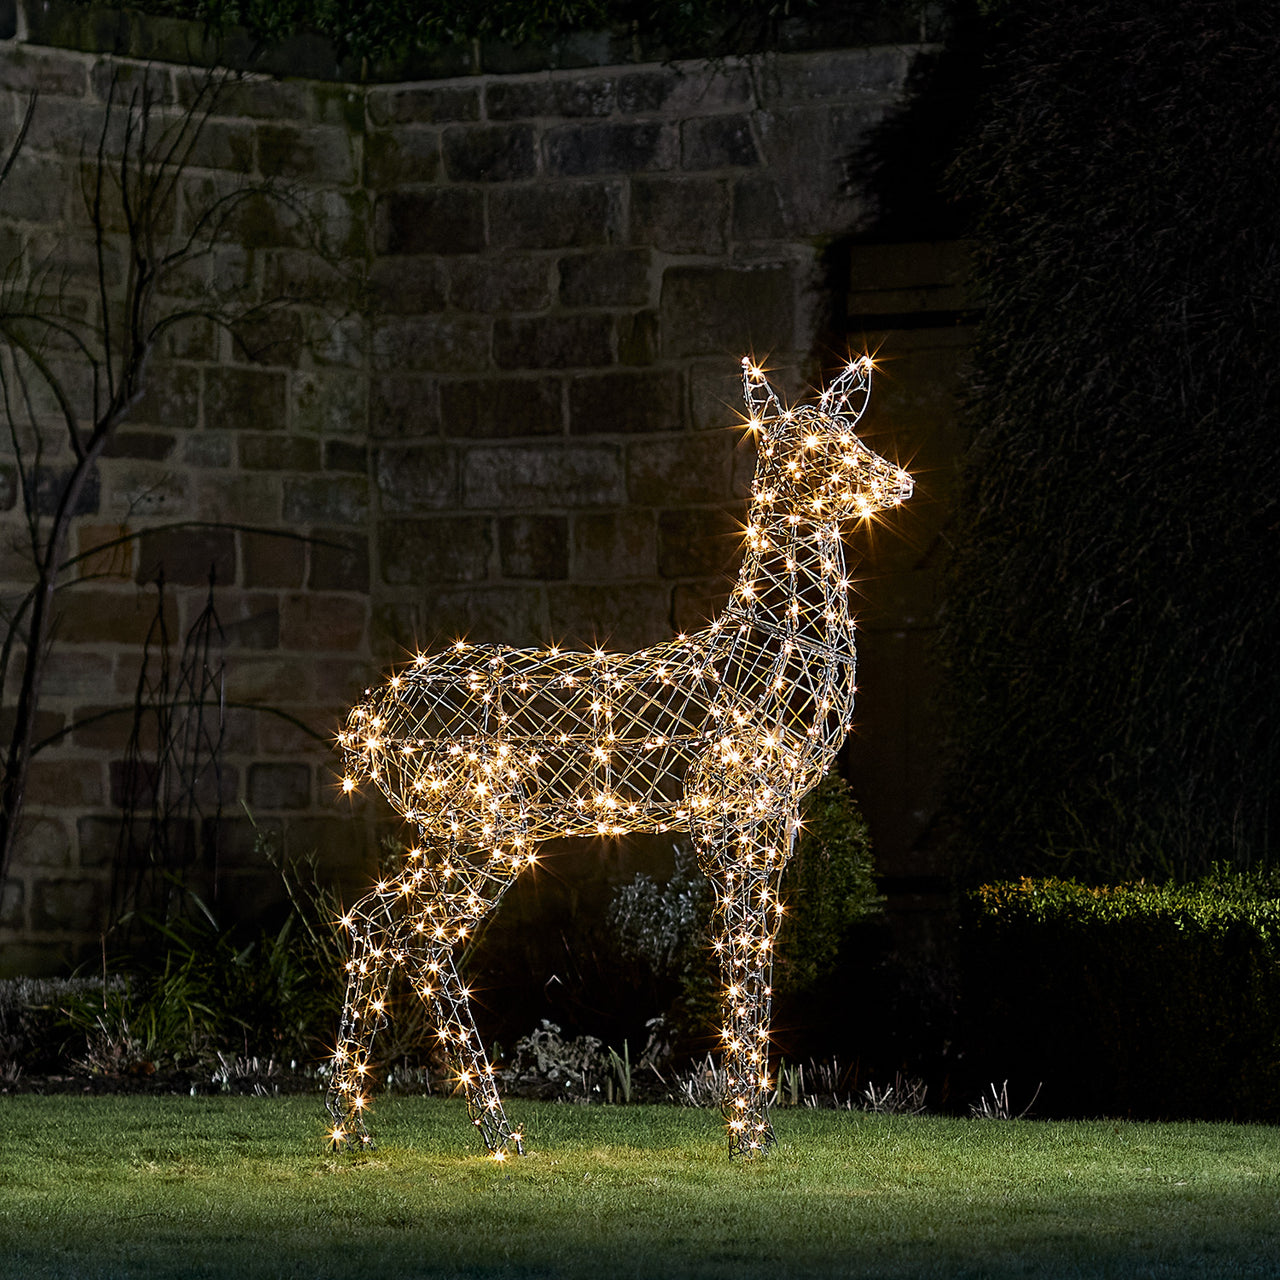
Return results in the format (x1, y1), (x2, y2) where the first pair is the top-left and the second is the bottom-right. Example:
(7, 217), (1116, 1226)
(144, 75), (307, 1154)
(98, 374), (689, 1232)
(729, 511), (852, 647)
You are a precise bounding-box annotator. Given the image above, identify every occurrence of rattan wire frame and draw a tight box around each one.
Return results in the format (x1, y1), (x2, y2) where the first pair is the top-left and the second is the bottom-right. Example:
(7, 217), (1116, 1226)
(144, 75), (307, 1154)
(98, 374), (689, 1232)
(326, 357), (912, 1158)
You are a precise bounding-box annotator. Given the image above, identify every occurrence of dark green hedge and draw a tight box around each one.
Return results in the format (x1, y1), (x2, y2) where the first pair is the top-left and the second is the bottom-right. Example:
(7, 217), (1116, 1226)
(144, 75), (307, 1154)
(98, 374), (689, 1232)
(963, 873), (1280, 1121)
(939, 0), (1280, 881)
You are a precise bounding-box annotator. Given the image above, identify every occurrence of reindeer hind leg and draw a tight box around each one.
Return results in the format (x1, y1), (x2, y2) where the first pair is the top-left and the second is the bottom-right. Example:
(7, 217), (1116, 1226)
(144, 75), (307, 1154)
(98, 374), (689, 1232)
(408, 845), (524, 1158)
(326, 886), (400, 1150)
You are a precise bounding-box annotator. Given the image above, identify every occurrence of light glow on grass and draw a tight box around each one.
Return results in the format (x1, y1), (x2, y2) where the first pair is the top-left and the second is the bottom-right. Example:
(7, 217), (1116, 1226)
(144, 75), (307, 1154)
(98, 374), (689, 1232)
(3, 1097), (1280, 1279)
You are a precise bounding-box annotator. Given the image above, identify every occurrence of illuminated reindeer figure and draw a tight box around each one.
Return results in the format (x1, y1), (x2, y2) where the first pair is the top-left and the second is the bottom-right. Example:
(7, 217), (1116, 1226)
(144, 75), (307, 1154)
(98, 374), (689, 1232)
(327, 356), (911, 1159)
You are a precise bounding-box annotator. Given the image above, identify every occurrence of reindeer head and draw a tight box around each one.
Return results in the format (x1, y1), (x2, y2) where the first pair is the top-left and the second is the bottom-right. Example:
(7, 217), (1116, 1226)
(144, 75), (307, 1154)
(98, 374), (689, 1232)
(742, 357), (912, 521)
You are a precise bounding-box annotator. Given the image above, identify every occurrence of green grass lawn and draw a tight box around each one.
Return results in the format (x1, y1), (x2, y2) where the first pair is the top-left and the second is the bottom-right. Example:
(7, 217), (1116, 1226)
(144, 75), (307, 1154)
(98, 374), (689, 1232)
(2, 1096), (1278, 1278)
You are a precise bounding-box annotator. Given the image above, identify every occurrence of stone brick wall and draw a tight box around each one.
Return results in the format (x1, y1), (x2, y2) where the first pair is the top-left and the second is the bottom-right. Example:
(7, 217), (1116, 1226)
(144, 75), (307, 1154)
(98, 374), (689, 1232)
(0, 2), (946, 974)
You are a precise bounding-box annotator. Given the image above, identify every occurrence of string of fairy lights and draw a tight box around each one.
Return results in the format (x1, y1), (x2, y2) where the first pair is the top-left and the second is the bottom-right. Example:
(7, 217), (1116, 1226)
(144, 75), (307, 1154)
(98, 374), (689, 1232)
(326, 355), (911, 1158)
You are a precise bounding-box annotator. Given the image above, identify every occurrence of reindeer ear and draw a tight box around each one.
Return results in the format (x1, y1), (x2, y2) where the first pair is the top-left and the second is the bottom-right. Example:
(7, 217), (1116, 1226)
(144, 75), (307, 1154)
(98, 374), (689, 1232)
(741, 357), (783, 424)
(819, 357), (873, 425)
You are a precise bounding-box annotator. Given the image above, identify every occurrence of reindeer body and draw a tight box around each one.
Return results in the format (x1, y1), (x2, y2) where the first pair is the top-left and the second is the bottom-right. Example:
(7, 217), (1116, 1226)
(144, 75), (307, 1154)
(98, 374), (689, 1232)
(327, 358), (911, 1158)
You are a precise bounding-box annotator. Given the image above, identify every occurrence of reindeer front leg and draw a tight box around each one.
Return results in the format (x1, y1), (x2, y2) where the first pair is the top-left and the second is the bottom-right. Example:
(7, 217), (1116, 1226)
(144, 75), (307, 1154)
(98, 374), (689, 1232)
(326, 887), (399, 1150)
(702, 814), (790, 1157)
(411, 943), (524, 1158)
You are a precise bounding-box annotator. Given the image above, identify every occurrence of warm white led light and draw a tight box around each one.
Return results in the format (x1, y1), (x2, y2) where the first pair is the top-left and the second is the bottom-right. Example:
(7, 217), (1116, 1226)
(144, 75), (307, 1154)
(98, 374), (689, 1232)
(327, 356), (911, 1159)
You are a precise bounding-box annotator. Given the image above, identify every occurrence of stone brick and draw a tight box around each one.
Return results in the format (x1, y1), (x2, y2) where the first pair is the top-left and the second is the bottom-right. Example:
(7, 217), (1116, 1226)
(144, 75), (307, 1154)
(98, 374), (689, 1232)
(282, 476), (370, 527)
(283, 816), (378, 883)
(660, 264), (796, 358)
(257, 122), (356, 185)
(616, 66), (752, 115)
(204, 366), (288, 432)
(102, 461), (187, 518)
(101, 431), (177, 461)
(38, 651), (113, 701)
(224, 656), (310, 704)
(449, 256), (554, 313)
(239, 435), (322, 471)
(606, 302), (655, 361)
(463, 444), (623, 509)
(672, 578), (734, 634)
(63, 702), (137, 751)
(219, 602), (281, 650)
(571, 511), (656, 580)
(232, 308), (306, 367)
(499, 514), (568, 579)
(183, 118), (256, 174)
(0, 462), (16, 511)
(136, 526), (236, 586)
(248, 762), (312, 810)
(375, 188), (485, 256)
(755, 47), (910, 108)
(324, 440), (367, 473)
(690, 359), (752, 431)
(212, 184), (308, 251)
(182, 433), (233, 468)
(372, 315), (491, 373)
(626, 433), (737, 505)
(608, 309), (654, 375)
(657, 506), (744, 578)
(632, 175), (728, 254)
(443, 124), (537, 182)
(364, 127), (441, 189)
(374, 590), (547, 652)
(30, 465), (100, 518)
(367, 84), (481, 127)
(241, 531), (303, 590)
(375, 444), (458, 513)
(32, 877), (106, 933)
(0, 155), (69, 222)
(24, 96), (128, 158)
(131, 362), (200, 430)
(73, 523), (132, 581)
(568, 369), (682, 435)
(293, 369), (368, 439)
(194, 473), (282, 525)
(379, 517), (492, 586)
(370, 374), (440, 439)
(0, 47), (89, 97)
(0, 878), (21, 931)
(546, 584), (673, 651)
(488, 181), (624, 250)
(439, 377), (563, 439)
(182, 74), (313, 120)
(280, 593), (367, 651)
(309, 531), (370, 593)
(752, 105), (873, 237)
(213, 815), (284, 869)
(546, 121), (677, 177)
(494, 75), (617, 120)
(13, 817), (72, 870)
(258, 712), (326, 755)
(559, 249), (653, 308)
(26, 759), (104, 808)
(53, 586), (177, 645)
(737, 174), (793, 240)
(492, 314), (613, 370)
(681, 114), (760, 170)
(367, 256), (448, 315)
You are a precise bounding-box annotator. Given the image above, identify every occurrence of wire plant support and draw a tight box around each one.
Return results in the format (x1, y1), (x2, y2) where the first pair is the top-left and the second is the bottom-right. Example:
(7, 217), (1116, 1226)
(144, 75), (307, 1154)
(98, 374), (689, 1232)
(327, 356), (912, 1159)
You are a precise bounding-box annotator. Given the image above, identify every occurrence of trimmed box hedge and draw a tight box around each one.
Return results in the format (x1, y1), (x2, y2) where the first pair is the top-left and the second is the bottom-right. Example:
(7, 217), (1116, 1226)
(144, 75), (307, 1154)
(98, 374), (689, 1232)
(962, 871), (1280, 1121)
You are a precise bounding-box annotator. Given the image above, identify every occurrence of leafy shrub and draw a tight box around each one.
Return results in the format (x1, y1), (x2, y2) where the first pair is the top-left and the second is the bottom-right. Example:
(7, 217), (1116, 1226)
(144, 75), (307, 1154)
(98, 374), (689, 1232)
(608, 773), (881, 1052)
(67, 0), (890, 64)
(48, 843), (348, 1077)
(963, 869), (1280, 1120)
